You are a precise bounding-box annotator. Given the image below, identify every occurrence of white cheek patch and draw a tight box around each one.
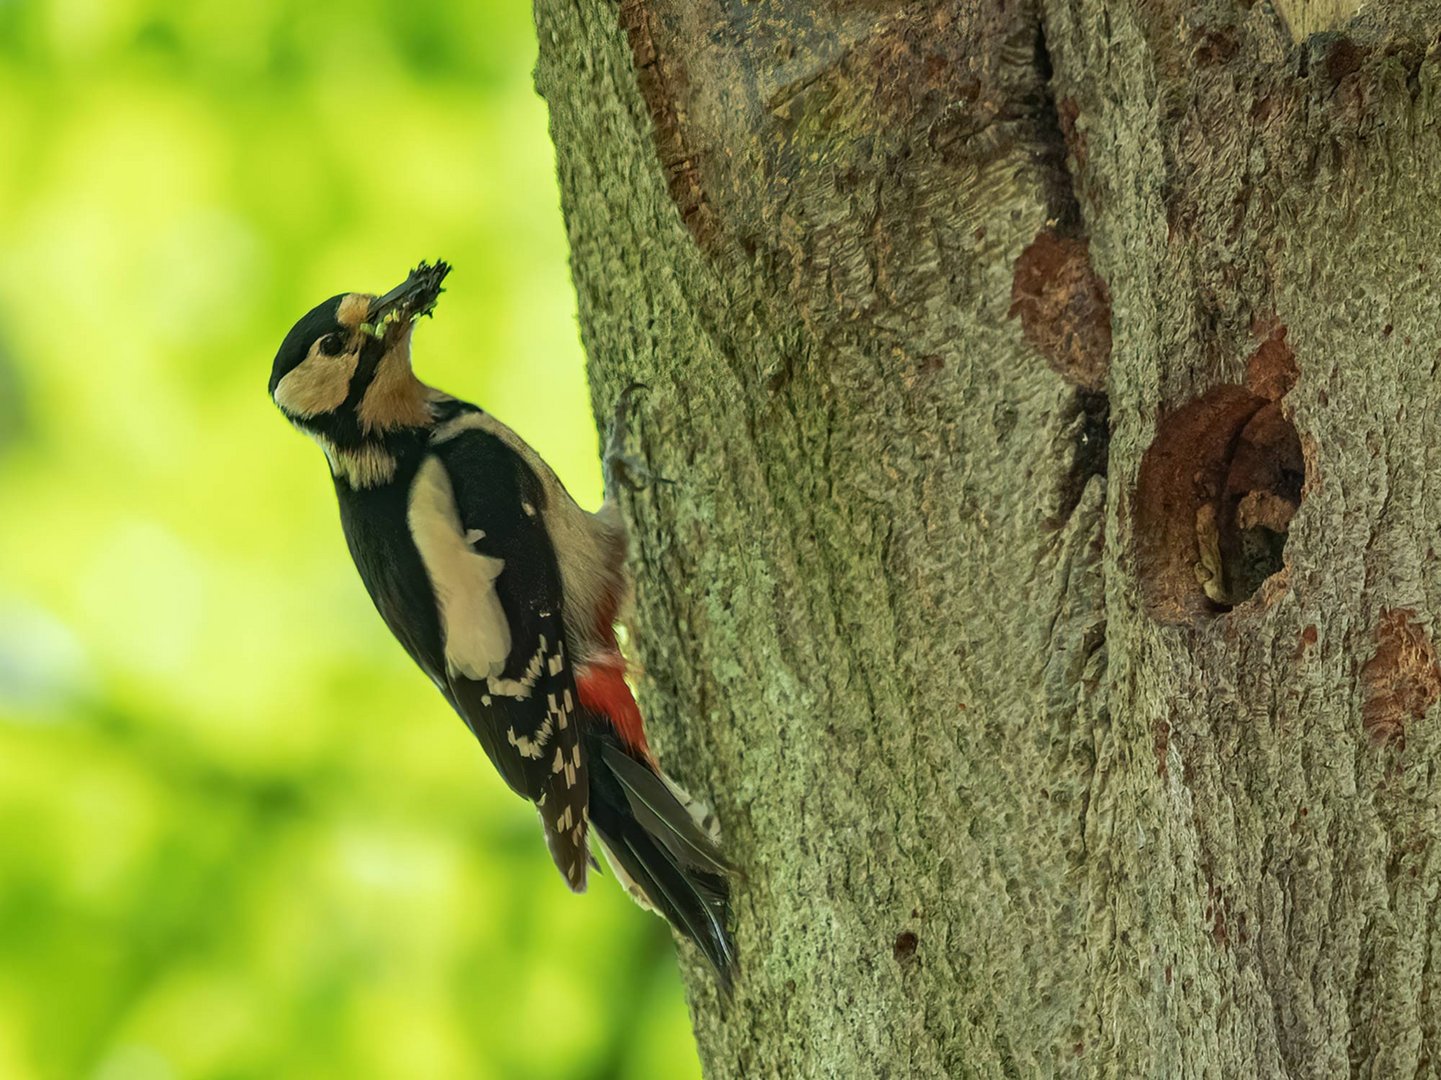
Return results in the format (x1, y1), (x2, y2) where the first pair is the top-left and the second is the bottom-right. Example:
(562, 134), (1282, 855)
(274, 344), (358, 418)
(407, 456), (511, 681)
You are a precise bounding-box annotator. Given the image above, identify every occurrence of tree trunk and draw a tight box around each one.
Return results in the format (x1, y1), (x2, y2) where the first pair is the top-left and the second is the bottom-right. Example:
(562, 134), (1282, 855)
(534, 1), (1441, 1076)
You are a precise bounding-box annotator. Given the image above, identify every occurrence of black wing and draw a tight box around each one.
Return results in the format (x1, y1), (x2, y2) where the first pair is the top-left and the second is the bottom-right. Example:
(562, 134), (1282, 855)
(429, 422), (590, 891)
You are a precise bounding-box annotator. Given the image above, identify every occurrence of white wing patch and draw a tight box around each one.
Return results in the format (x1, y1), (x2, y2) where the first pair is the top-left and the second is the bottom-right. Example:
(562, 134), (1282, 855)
(431, 411), (626, 661)
(407, 456), (511, 682)
(487, 637), (548, 699)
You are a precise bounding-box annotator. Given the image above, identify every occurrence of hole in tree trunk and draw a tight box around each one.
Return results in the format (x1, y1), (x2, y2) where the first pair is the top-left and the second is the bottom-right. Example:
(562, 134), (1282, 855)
(1134, 385), (1305, 622)
(893, 930), (919, 963)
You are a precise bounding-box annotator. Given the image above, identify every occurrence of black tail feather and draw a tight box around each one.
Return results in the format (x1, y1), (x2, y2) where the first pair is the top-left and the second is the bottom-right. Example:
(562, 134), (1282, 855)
(600, 741), (734, 876)
(587, 733), (736, 992)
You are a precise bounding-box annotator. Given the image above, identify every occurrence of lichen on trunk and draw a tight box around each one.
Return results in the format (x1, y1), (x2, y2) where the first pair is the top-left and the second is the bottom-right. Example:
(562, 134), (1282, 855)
(533, 0), (1441, 1075)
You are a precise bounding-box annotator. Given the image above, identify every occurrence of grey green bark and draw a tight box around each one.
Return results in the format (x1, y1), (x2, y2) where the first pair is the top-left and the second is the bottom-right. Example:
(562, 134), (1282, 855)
(534, 1), (1441, 1076)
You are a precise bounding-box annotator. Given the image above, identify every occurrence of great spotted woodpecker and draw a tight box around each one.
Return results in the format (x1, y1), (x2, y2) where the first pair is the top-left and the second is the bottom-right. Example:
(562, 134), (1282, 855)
(268, 261), (735, 987)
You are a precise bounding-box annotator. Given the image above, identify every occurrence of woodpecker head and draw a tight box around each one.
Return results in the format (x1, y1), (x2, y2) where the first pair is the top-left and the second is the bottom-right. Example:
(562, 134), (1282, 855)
(269, 260), (450, 446)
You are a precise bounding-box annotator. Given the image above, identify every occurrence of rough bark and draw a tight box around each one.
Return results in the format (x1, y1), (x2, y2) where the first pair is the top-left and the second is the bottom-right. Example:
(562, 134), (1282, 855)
(533, 0), (1441, 1076)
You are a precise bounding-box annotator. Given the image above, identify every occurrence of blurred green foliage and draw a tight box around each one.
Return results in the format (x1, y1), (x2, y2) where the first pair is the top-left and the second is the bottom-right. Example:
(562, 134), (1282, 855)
(0, 2), (702, 1077)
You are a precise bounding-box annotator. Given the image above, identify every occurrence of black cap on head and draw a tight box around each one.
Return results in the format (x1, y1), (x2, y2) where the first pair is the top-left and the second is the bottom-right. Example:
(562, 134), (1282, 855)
(269, 294), (345, 397)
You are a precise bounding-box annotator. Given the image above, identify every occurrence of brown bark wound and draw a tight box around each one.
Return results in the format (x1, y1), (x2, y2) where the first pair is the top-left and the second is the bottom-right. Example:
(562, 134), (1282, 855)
(1246, 323), (1299, 402)
(618, 0), (716, 249)
(1008, 230), (1112, 391)
(1361, 609), (1441, 747)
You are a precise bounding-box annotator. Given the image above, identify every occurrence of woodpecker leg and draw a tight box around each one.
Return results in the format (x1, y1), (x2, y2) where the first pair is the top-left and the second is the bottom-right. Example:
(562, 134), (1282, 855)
(603, 382), (671, 498)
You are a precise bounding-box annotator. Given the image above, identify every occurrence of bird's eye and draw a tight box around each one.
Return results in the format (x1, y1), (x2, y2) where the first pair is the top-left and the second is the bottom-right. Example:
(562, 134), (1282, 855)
(318, 333), (345, 356)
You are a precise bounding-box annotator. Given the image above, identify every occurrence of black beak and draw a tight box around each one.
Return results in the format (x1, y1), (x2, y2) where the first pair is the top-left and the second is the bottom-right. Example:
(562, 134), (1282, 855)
(366, 260), (451, 334)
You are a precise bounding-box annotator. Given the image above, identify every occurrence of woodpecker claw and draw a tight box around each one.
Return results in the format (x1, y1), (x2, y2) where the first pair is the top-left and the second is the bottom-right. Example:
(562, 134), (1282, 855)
(604, 383), (670, 497)
(609, 453), (673, 493)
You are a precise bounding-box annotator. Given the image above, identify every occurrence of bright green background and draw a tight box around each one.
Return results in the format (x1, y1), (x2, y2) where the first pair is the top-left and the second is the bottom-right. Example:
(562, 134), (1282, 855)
(0, 2), (702, 1077)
